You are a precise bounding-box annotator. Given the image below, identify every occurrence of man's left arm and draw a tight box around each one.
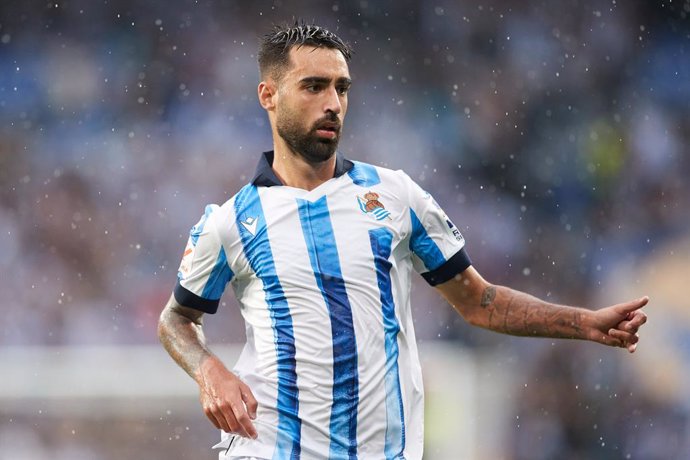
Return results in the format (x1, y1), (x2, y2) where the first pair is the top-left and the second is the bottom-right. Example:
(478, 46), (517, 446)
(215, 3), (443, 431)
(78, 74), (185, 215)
(436, 266), (648, 352)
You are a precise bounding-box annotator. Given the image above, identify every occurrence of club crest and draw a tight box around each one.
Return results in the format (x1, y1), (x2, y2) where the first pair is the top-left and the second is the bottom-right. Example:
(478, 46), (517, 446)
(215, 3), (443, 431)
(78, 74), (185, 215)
(357, 191), (391, 220)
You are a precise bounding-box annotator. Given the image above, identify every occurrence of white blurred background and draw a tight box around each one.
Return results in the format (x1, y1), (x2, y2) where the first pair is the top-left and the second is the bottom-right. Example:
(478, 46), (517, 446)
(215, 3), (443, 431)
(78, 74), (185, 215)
(1, 0), (689, 458)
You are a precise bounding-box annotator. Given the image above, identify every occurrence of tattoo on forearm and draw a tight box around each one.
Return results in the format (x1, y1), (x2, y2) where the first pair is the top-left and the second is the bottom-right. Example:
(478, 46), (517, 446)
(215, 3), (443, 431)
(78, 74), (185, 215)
(504, 295), (515, 334)
(570, 310), (583, 336)
(480, 286), (496, 308)
(521, 299), (529, 333)
(159, 308), (211, 381)
(480, 286), (586, 339)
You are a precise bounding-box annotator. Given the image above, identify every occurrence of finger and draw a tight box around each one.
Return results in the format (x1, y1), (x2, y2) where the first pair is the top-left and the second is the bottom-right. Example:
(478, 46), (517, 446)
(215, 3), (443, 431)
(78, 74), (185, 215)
(616, 320), (637, 334)
(200, 390), (227, 431)
(230, 399), (258, 439)
(617, 316), (647, 334)
(206, 395), (250, 439)
(214, 403), (241, 436)
(615, 296), (649, 315)
(240, 383), (259, 420)
(597, 332), (623, 348)
(627, 310), (648, 329)
(203, 403), (227, 432)
(608, 328), (639, 345)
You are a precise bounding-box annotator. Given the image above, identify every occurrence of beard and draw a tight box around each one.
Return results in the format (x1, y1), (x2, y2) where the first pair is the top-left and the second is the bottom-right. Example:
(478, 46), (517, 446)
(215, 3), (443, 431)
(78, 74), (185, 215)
(276, 108), (342, 164)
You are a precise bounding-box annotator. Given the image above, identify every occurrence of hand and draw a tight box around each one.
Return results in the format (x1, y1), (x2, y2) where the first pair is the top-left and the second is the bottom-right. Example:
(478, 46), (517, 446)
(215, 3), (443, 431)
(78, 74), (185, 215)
(197, 356), (258, 439)
(589, 296), (649, 353)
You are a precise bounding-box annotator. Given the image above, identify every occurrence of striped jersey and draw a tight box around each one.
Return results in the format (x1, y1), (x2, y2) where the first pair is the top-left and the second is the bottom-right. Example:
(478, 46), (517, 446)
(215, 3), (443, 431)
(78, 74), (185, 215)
(174, 151), (471, 460)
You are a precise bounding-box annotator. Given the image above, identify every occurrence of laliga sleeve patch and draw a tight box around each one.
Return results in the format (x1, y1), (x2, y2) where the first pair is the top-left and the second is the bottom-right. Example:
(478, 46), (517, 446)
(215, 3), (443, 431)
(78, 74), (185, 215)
(444, 218), (465, 243)
(178, 241), (195, 278)
(424, 189), (465, 243)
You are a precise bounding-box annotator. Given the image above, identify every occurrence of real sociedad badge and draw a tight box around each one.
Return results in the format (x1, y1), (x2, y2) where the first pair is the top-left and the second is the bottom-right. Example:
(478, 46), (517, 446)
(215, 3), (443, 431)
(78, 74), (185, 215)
(357, 191), (391, 221)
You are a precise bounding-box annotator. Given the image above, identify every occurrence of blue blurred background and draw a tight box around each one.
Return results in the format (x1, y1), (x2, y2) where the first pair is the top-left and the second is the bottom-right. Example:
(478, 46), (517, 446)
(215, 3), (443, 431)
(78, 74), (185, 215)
(1, 0), (688, 458)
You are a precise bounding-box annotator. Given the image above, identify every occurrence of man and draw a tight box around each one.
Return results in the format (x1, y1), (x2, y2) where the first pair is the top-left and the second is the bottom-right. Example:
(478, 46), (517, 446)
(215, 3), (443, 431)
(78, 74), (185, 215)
(158, 23), (648, 460)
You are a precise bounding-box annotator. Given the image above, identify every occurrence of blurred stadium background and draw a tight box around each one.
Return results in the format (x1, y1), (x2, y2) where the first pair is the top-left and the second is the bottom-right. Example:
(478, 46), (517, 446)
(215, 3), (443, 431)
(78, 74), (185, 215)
(1, 0), (689, 458)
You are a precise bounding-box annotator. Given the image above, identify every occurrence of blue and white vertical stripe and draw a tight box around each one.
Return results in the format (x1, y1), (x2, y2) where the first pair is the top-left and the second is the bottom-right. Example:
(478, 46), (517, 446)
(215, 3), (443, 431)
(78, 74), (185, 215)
(177, 162), (466, 459)
(298, 196), (360, 460)
(369, 228), (406, 459)
(235, 184), (302, 460)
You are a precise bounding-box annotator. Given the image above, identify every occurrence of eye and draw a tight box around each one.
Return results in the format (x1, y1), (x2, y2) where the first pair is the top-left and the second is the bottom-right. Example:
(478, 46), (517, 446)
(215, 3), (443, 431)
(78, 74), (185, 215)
(306, 84), (321, 93)
(337, 85), (350, 96)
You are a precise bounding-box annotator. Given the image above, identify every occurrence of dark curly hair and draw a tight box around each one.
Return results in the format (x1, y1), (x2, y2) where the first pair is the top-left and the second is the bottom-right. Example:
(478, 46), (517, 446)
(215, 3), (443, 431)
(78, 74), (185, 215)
(258, 22), (353, 82)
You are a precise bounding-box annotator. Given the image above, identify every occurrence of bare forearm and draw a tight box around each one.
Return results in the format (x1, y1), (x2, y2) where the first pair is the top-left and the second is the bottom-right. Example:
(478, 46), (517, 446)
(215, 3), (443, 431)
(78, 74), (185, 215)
(438, 266), (647, 350)
(472, 285), (589, 339)
(158, 297), (259, 437)
(158, 303), (212, 383)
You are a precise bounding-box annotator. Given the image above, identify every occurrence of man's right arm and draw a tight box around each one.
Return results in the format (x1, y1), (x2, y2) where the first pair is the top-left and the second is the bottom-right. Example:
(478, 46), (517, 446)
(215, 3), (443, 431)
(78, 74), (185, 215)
(158, 294), (258, 439)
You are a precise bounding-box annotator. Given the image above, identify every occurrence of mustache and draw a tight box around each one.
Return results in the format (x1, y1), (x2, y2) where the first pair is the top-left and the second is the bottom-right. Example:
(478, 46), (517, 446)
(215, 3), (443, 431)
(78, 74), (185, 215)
(312, 113), (341, 132)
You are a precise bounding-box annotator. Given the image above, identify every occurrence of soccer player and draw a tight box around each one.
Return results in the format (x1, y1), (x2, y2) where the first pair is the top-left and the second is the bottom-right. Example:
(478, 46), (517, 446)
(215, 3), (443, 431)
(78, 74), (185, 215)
(158, 23), (648, 460)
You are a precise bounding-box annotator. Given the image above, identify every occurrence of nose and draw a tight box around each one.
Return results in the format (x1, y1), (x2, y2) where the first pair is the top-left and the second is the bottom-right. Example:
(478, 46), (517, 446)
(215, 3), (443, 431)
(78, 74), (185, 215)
(324, 86), (342, 115)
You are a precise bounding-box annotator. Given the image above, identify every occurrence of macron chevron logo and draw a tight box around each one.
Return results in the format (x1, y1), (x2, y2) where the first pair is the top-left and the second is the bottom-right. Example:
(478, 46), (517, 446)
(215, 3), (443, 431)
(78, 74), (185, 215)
(241, 216), (258, 236)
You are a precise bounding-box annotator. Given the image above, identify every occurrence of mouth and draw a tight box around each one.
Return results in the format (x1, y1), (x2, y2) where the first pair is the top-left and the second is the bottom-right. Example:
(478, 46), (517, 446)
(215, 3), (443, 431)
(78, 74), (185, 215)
(314, 122), (340, 139)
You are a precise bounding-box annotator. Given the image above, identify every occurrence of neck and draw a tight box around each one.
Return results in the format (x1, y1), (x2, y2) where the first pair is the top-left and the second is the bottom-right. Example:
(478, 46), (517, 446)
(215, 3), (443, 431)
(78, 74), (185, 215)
(271, 142), (337, 191)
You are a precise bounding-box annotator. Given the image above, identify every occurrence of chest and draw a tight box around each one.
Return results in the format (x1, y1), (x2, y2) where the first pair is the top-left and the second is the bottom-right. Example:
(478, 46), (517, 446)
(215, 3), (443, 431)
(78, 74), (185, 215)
(231, 184), (411, 284)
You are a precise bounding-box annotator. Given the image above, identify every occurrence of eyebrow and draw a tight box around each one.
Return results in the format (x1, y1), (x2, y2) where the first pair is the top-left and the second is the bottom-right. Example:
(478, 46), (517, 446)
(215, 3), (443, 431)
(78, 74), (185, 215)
(299, 76), (352, 86)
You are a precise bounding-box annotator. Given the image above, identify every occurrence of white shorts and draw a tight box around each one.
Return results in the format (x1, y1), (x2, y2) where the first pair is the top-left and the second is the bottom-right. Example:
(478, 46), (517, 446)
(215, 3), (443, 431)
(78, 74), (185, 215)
(223, 457), (264, 460)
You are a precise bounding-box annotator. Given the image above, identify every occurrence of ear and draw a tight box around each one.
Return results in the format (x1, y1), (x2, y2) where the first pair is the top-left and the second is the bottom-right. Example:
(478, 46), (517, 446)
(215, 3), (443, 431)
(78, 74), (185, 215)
(258, 80), (277, 110)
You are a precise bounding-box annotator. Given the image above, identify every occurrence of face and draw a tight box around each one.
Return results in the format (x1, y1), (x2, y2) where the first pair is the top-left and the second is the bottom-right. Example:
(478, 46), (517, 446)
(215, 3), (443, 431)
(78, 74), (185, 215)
(271, 46), (351, 164)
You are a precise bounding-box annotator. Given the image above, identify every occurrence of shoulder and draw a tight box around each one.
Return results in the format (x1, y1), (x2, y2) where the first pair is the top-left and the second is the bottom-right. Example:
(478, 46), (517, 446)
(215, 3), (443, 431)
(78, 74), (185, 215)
(194, 182), (255, 229)
(347, 160), (411, 190)
(218, 182), (255, 212)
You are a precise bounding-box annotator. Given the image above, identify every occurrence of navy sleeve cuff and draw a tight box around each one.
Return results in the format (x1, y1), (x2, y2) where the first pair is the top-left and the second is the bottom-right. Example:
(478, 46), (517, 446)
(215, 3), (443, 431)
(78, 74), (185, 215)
(174, 281), (220, 314)
(421, 248), (472, 286)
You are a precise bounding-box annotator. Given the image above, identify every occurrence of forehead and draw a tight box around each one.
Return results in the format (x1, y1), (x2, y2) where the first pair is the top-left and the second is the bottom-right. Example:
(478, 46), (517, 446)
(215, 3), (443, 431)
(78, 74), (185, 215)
(285, 46), (350, 81)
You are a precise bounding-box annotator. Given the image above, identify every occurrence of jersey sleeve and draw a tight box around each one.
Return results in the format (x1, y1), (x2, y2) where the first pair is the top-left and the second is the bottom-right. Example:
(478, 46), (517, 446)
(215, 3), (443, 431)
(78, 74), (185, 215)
(173, 204), (234, 314)
(403, 173), (472, 286)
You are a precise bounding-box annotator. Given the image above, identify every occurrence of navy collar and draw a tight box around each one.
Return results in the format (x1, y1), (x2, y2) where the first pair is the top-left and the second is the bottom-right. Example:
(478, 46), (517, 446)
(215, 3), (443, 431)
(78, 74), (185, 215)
(251, 151), (354, 187)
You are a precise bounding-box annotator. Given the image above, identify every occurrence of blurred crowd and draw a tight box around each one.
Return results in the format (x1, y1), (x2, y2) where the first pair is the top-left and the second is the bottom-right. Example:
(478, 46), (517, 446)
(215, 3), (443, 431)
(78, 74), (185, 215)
(1, 0), (688, 458)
